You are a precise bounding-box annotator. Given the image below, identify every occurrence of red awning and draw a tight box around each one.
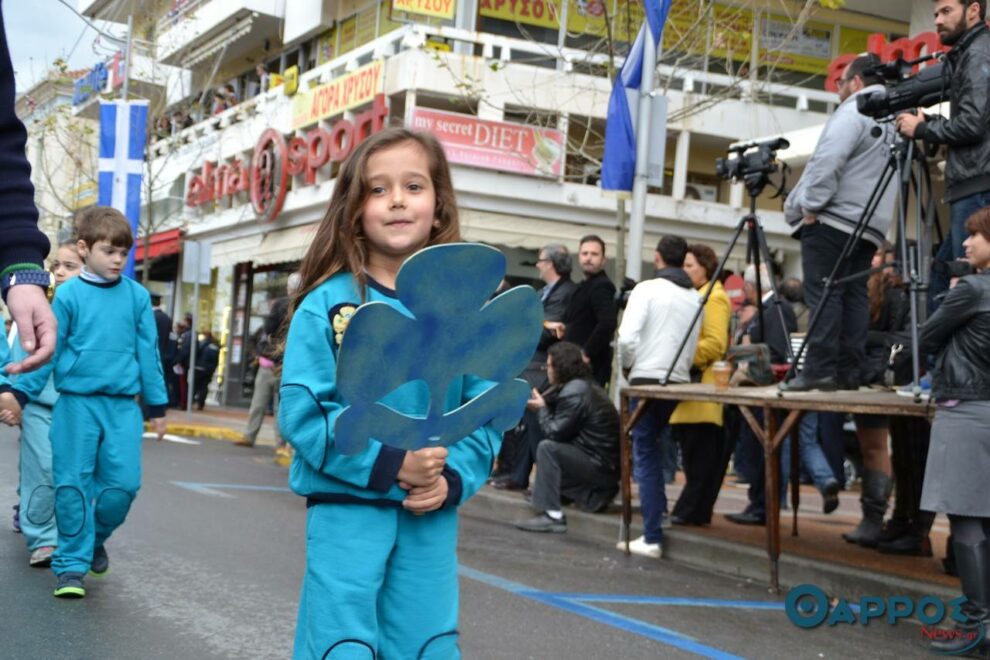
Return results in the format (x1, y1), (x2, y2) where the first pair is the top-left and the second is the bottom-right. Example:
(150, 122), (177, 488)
(135, 228), (182, 262)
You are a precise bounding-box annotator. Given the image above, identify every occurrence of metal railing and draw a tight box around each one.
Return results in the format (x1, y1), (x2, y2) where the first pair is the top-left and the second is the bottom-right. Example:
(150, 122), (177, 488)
(149, 22), (836, 158)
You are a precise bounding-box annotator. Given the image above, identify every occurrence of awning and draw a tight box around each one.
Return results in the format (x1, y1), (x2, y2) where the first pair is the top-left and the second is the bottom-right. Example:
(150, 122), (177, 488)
(253, 224), (318, 267)
(210, 234), (262, 268)
(185, 15), (254, 68)
(135, 228), (182, 262)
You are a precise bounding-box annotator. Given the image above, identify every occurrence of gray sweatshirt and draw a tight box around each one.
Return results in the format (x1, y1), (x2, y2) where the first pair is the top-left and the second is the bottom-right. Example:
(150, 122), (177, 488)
(784, 84), (897, 248)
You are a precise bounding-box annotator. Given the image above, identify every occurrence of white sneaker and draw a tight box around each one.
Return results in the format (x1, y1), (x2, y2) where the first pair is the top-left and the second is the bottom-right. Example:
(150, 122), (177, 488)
(616, 535), (662, 558)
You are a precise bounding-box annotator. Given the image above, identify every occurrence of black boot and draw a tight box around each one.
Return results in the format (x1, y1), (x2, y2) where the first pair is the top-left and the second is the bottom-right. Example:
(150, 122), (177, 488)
(878, 512), (935, 556)
(876, 516), (912, 545)
(842, 470), (891, 547)
(930, 540), (990, 658)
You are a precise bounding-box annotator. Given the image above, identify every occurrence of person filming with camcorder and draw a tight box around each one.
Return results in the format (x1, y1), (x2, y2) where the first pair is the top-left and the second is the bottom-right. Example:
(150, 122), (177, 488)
(896, 0), (990, 305)
(779, 54), (898, 393)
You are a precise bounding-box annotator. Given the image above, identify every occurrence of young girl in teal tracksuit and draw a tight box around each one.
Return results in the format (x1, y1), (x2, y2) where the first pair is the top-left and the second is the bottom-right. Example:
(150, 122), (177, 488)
(279, 127), (500, 659)
(5, 242), (82, 568)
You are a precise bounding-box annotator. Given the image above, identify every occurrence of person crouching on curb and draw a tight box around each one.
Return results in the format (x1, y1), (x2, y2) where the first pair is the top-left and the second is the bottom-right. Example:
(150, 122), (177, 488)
(7, 207), (168, 598)
(514, 341), (621, 534)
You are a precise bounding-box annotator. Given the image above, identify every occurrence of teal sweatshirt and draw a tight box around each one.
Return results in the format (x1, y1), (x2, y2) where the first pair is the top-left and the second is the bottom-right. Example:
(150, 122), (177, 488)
(11, 276), (168, 417)
(278, 272), (501, 507)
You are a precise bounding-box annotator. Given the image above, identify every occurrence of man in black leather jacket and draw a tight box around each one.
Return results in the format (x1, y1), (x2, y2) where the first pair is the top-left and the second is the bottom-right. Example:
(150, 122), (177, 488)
(897, 0), (990, 304)
(514, 342), (620, 533)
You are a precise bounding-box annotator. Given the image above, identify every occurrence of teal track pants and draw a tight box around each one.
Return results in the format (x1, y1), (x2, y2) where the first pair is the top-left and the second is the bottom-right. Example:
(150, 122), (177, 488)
(50, 394), (143, 575)
(294, 503), (461, 660)
(18, 403), (57, 550)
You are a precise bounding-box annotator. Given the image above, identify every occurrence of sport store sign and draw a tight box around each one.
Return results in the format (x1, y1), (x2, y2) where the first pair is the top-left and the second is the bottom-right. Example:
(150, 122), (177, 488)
(185, 95), (389, 223)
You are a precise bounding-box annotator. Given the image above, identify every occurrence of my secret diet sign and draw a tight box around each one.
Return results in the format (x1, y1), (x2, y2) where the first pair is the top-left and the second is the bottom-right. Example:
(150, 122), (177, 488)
(410, 107), (565, 178)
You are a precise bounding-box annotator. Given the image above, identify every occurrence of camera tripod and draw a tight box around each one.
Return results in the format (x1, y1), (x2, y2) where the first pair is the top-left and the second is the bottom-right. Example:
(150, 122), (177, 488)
(661, 188), (794, 386)
(778, 127), (937, 401)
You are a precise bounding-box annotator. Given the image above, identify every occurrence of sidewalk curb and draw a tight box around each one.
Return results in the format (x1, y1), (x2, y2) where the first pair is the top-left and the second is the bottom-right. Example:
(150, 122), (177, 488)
(464, 488), (958, 603)
(146, 422), (242, 442)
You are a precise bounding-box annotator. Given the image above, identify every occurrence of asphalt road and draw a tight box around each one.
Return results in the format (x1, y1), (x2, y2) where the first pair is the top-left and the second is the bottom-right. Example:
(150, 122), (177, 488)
(0, 425), (930, 659)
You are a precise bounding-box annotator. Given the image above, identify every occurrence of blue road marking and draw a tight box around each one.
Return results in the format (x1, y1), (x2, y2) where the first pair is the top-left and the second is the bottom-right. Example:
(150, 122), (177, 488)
(459, 565), (752, 659)
(546, 594), (786, 610)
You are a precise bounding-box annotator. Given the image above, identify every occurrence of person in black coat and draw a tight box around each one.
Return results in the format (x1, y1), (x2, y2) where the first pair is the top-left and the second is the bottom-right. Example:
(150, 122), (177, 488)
(548, 235), (617, 387)
(493, 244), (577, 489)
(151, 294), (178, 406)
(0, 1), (56, 374)
(725, 263), (797, 526)
(514, 342), (621, 533)
(193, 331), (221, 410)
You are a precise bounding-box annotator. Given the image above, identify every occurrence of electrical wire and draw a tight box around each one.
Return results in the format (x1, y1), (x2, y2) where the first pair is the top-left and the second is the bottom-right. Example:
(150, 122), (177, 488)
(55, 0), (127, 46)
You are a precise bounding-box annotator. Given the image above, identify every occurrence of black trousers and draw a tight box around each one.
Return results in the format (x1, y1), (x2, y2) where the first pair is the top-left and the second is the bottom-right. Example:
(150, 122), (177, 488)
(530, 440), (618, 514)
(590, 347), (613, 388)
(672, 423), (731, 524)
(889, 415), (934, 535)
(800, 222), (875, 382)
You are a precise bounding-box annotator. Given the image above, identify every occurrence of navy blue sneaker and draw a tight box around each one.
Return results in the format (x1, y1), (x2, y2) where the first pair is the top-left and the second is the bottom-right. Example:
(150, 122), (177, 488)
(53, 572), (86, 598)
(90, 545), (109, 577)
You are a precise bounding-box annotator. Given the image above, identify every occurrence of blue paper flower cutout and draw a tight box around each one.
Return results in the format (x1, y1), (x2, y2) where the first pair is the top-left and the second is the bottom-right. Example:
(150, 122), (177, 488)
(334, 243), (543, 455)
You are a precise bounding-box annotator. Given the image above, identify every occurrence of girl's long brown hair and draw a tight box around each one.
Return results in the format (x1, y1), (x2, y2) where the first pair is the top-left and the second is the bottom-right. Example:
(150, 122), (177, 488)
(282, 127), (462, 346)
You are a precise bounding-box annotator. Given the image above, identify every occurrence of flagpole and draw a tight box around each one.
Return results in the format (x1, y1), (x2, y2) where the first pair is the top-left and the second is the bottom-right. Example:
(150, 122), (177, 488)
(122, 15), (133, 100)
(625, 27), (657, 282)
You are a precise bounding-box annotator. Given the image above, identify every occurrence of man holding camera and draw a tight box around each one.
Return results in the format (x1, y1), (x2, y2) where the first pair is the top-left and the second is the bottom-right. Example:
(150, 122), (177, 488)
(897, 0), (990, 304)
(781, 55), (898, 391)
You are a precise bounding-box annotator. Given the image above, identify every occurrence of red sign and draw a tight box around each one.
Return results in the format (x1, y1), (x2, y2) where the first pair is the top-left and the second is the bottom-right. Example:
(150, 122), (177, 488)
(409, 107), (566, 178)
(825, 31), (947, 92)
(186, 94), (389, 222)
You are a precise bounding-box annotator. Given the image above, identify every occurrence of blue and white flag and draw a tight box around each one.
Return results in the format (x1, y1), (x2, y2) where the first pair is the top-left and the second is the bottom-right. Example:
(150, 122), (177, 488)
(600, 0), (672, 192)
(98, 100), (148, 278)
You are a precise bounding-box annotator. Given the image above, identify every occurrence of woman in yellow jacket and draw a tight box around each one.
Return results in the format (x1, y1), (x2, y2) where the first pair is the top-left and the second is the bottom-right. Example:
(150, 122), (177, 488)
(669, 244), (732, 525)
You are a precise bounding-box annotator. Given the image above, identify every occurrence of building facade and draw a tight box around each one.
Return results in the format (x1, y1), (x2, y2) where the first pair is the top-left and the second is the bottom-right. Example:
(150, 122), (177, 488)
(73, 0), (926, 406)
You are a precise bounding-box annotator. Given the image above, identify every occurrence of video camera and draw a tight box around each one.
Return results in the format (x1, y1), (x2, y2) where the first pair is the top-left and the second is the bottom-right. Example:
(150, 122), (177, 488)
(856, 54), (946, 119)
(715, 137), (790, 197)
(716, 137), (789, 182)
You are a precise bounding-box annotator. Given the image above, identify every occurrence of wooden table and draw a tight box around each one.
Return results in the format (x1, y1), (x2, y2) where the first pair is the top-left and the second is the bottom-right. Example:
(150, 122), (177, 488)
(619, 383), (934, 593)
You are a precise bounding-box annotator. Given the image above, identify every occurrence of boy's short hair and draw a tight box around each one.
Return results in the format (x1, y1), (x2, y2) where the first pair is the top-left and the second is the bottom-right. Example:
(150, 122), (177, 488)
(75, 206), (133, 249)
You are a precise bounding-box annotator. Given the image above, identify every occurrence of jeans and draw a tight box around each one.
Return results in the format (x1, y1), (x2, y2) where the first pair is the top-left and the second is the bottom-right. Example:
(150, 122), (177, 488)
(817, 412), (848, 487)
(930, 190), (990, 311)
(781, 412), (836, 494)
(630, 398), (678, 543)
(800, 222), (875, 382)
(659, 425), (678, 485)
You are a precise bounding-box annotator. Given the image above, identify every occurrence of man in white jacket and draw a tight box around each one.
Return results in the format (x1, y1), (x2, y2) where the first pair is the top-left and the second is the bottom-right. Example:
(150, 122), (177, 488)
(616, 236), (702, 558)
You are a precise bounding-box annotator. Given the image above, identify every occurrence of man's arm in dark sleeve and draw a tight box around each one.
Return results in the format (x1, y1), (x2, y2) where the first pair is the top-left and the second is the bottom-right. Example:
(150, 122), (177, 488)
(917, 57), (990, 148)
(0, 10), (49, 276)
(583, 279), (617, 358)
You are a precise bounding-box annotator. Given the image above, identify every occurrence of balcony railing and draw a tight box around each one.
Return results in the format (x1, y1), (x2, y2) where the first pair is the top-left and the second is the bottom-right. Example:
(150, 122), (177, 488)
(156, 0), (211, 36)
(149, 22), (837, 159)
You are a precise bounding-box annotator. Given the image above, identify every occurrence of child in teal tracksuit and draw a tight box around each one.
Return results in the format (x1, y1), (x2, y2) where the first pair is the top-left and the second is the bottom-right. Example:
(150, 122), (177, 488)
(10, 207), (168, 598)
(3, 242), (83, 567)
(279, 128), (500, 658)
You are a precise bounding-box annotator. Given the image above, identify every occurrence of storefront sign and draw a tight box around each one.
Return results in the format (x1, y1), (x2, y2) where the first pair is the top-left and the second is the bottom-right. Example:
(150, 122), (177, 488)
(392, 0), (456, 20)
(825, 31), (946, 92)
(410, 108), (565, 178)
(291, 61), (383, 129)
(186, 94), (389, 223)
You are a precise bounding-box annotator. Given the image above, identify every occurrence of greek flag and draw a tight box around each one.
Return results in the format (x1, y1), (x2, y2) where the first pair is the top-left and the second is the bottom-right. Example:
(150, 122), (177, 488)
(600, 0), (672, 192)
(98, 100), (148, 278)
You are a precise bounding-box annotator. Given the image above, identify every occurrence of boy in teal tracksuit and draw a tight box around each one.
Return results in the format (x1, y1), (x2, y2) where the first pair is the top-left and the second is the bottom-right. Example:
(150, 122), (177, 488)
(280, 272), (500, 659)
(10, 207), (168, 598)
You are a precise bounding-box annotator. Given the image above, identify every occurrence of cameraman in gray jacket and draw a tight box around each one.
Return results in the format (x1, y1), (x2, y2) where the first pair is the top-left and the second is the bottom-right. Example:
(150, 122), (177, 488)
(781, 54), (897, 392)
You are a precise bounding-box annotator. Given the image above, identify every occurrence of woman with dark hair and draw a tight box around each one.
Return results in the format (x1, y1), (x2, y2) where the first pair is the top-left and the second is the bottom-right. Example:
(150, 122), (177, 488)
(668, 244), (732, 525)
(843, 243), (906, 547)
(919, 208), (990, 657)
(514, 341), (621, 533)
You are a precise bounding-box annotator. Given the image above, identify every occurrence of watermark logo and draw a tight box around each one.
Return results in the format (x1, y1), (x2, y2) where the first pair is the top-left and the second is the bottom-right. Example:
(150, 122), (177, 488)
(785, 584), (985, 655)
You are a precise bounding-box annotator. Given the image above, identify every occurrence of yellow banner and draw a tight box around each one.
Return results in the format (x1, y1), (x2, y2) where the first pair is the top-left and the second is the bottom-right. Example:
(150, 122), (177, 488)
(392, 0), (456, 20)
(479, 0), (560, 30)
(292, 61), (384, 129)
